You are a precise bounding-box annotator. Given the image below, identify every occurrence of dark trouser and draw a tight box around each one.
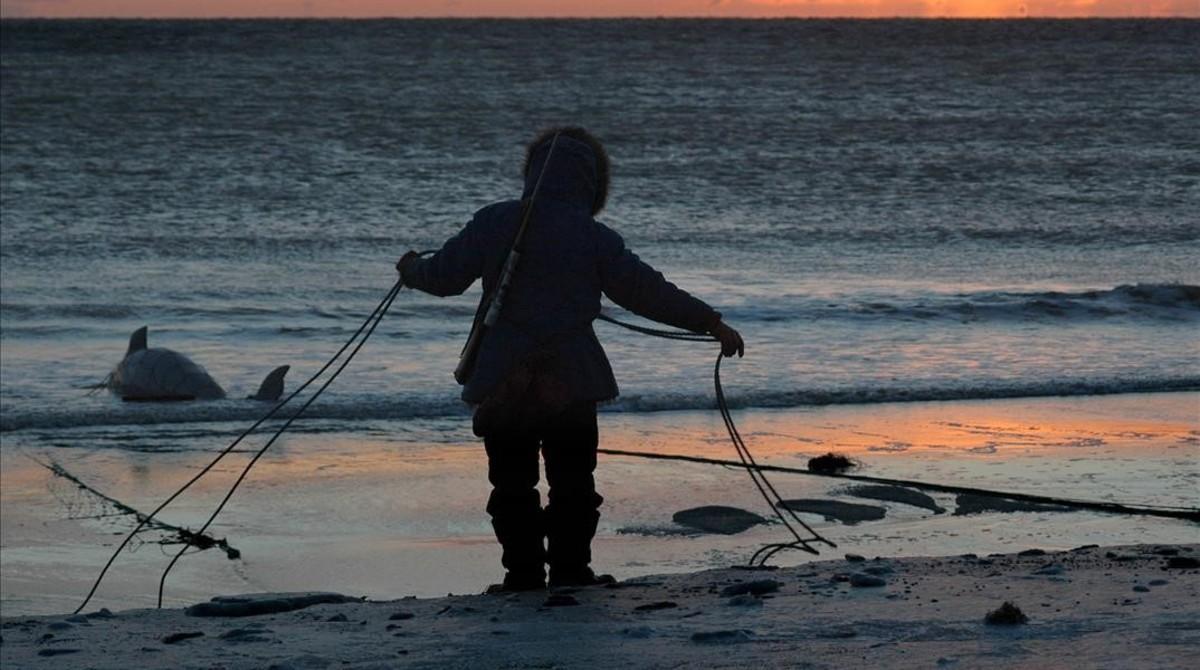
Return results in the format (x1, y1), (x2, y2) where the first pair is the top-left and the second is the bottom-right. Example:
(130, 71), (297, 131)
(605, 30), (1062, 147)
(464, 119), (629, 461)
(482, 401), (603, 579)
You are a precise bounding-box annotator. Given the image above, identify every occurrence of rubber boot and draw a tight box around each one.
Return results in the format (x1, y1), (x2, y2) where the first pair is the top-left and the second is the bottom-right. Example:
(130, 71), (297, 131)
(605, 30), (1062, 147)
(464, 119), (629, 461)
(545, 490), (611, 588)
(486, 488), (547, 591)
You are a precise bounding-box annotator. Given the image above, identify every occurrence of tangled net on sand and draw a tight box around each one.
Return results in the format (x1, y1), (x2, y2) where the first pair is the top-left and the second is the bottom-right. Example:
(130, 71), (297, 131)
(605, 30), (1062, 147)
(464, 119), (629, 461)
(39, 456), (240, 559)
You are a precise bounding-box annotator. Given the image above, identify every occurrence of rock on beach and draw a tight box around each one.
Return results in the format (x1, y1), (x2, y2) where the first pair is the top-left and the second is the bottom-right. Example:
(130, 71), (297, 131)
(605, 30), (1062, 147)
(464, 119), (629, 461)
(671, 506), (769, 535)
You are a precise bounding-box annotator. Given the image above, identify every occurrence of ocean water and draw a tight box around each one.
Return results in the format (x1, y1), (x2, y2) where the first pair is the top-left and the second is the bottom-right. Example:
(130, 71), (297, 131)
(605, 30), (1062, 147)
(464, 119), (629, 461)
(2, 19), (1199, 613)
(2, 21), (1200, 437)
(2, 20), (1197, 436)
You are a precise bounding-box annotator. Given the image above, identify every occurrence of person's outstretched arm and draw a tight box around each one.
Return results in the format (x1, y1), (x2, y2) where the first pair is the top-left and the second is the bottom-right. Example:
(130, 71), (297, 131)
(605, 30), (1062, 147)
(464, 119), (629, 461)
(396, 216), (488, 297)
(597, 224), (743, 357)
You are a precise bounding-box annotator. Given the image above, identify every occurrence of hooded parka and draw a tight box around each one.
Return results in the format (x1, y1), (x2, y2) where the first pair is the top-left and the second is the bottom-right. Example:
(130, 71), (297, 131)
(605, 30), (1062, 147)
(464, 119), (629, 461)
(401, 135), (720, 404)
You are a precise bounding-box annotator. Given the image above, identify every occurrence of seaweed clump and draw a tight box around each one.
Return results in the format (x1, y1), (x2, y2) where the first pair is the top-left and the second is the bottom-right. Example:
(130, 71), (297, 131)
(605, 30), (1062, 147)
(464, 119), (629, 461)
(984, 602), (1028, 625)
(807, 452), (859, 474)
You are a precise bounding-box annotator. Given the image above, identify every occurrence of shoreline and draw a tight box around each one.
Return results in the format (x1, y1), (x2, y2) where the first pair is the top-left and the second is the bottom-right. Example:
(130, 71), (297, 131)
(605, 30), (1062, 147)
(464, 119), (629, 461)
(3, 543), (1198, 669)
(6, 381), (1199, 435)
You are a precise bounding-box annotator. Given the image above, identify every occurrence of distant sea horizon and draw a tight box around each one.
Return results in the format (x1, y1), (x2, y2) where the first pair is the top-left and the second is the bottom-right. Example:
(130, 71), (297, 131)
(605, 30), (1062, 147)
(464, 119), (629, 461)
(3, 16), (1200, 20)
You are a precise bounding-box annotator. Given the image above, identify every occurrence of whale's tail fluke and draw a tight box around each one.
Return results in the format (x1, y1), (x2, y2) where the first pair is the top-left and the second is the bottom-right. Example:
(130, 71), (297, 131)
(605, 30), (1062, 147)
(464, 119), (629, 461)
(127, 326), (148, 356)
(249, 365), (289, 401)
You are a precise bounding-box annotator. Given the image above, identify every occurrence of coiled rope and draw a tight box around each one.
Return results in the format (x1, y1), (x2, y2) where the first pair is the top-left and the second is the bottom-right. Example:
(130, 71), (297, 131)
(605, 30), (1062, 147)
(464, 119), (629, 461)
(593, 448), (1200, 522)
(596, 313), (837, 563)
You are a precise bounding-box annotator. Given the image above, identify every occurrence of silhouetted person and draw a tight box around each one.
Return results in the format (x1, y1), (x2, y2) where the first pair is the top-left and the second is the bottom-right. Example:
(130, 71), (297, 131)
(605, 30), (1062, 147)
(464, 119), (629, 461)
(397, 127), (743, 592)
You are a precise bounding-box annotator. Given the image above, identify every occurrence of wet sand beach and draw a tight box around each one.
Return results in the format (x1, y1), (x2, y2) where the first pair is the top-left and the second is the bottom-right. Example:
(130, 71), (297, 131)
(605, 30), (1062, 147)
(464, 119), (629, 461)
(3, 392), (1195, 617)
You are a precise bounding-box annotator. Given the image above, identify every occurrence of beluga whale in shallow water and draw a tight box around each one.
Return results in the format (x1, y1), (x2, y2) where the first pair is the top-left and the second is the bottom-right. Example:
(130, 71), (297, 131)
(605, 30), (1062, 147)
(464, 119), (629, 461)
(107, 326), (288, 402)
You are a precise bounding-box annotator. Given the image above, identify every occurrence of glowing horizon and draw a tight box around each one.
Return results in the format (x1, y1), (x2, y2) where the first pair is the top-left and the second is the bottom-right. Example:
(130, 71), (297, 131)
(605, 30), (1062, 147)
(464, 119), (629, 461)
(1, 0), (1198, 19)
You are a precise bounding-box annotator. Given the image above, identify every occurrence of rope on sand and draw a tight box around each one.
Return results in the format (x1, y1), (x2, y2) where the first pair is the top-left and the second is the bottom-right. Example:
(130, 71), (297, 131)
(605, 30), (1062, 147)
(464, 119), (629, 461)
(595, 447), (1200, 523)
(597, 311), (1200, 526)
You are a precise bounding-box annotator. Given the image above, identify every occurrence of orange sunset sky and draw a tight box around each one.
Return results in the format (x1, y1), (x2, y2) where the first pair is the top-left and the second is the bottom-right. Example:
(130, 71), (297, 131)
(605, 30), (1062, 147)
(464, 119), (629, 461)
(1, 0), (1197, 19)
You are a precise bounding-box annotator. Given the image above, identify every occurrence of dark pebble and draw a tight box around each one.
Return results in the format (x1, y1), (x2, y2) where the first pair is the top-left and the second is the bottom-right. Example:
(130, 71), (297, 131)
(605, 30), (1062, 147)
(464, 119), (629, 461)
(1166, 557), (1200, 569)
(850, 573), (886, 588)
(37, 649), (81, 657)
(1149, 579), (1169, 586)
(634, 601), (678, 611)
(1133, 585), (1150, 593)
(1034, 564), (1065, 576)
(162, 631), (205, 644)
(984, 602), (1028, 625)
(388, 611), (415, 621)
(845, 554), (866, 563)
(1018, 549), (1047, 557)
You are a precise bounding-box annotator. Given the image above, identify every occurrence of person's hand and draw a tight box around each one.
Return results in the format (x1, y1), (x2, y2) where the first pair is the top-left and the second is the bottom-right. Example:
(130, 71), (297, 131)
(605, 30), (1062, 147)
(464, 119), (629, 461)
(710, 320), (744, 358)
(395, 250), (420, 277)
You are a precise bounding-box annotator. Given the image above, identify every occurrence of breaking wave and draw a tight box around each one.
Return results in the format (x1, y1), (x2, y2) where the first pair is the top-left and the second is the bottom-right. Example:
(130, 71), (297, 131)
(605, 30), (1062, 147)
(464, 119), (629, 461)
(719, 283), (1200, 325)
(3, 375), (1196, 434)
(3, 285), (1196, 335)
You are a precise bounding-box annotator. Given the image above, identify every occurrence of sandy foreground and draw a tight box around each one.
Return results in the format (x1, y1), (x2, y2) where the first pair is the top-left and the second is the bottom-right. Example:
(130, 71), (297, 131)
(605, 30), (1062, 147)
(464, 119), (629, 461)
(2, 543), (1197, 669)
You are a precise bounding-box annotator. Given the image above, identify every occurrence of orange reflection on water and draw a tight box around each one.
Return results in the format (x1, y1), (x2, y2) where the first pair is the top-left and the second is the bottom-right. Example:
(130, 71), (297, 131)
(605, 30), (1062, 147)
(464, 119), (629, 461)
(598, 393), (1200, 464)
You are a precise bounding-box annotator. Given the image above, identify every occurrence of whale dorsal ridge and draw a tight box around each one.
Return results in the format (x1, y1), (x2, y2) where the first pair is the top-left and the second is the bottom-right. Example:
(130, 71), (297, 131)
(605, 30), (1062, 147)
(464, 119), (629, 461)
(250, 365), (290, 401)
(127, 326), (148, 356)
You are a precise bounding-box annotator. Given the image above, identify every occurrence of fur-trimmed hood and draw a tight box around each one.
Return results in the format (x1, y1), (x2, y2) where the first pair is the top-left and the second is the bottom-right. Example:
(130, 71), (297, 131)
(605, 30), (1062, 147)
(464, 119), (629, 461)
(521, 134), (600, 212)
